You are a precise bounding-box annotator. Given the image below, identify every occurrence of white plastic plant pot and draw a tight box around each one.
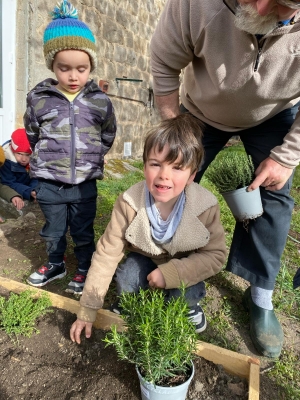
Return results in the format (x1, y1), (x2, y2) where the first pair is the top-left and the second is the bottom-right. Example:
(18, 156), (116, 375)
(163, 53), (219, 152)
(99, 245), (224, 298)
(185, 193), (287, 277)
(221, 187), (263, 222)
(136, 363), (194, 400)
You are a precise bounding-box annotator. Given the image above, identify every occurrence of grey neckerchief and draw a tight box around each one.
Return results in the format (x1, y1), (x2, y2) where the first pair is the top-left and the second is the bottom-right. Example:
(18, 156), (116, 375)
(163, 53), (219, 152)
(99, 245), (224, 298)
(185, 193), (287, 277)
(145, 183), (186, 245)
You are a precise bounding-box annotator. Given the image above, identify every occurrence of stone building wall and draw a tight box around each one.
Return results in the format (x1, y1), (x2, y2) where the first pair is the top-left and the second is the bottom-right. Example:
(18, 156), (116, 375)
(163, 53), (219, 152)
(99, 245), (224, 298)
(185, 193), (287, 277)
(15, 0), (167, 159)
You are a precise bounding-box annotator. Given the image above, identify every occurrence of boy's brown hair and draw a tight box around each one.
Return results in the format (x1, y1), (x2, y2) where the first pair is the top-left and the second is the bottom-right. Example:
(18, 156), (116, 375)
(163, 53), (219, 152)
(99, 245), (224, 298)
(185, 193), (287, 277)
(143, 114), (204, 174)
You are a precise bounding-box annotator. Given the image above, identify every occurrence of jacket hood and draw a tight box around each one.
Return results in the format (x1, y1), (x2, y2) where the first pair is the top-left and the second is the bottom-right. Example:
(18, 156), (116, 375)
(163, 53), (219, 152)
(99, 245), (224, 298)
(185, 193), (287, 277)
(2, 142), (17, 163)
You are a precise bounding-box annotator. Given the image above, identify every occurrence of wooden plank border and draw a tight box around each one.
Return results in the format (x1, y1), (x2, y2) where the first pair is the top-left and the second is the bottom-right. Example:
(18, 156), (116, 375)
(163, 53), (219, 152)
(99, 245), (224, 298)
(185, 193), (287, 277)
(195, 341), (260, 400)
(0, 277), (260, 399)
(0, 277), (125, 331)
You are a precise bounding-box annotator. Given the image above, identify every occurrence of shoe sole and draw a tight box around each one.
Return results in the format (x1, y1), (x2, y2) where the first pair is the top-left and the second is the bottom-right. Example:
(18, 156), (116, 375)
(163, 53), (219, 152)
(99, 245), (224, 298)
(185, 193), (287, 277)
(65, 288), (83, 295)
(27, 270), (67, 287)
(195, 319), (207, 333)
(110, 308), (121, 315)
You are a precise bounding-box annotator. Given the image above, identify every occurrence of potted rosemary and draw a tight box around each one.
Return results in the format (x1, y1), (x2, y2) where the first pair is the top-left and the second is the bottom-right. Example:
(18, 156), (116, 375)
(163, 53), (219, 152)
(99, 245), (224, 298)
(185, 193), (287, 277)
(104, 287), (197, 400)
(205, 150), (263, 221)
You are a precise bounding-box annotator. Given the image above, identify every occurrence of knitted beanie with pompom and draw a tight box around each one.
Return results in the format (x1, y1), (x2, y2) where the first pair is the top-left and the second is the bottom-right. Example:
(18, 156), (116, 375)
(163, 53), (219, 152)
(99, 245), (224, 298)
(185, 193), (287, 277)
(43, 0), (97, 72)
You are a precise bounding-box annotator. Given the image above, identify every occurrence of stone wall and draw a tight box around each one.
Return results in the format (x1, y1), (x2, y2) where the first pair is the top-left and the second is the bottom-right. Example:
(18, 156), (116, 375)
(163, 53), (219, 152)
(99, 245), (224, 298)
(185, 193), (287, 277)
(15, 0), (166, 158)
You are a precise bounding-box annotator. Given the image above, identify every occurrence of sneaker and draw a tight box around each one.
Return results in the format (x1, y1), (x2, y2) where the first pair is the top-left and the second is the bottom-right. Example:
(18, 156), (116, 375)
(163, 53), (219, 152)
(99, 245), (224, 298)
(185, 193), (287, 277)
(27, 261), (66, 287)
(65, 274), (86, 295)
(110, 301), (122, 315)
(188, 303), (207, 333)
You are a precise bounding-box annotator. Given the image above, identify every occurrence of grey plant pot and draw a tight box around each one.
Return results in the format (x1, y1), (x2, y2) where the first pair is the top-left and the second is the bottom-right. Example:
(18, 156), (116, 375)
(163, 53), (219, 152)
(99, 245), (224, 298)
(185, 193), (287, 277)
(221, 186), (263, 222)
(135, 363), (194, 400)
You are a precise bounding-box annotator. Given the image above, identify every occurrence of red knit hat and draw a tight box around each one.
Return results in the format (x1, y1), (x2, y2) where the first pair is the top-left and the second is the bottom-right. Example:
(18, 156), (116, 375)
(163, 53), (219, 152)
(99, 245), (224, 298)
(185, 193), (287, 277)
(10, 128), (32, 154)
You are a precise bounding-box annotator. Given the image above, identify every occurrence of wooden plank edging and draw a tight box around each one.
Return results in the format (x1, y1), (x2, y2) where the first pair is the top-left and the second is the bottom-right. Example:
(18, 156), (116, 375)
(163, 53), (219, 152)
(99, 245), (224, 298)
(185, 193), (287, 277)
(249, 362), (260, 400)
(0, 276), (124, 331)
(0, 277), (260, 399)
(195, 341), (260, 400)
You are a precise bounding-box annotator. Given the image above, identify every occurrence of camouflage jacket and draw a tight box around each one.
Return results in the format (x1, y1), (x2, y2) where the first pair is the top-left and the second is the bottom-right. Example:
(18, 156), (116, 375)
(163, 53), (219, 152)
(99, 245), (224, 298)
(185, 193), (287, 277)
(24, 78), (116, 184)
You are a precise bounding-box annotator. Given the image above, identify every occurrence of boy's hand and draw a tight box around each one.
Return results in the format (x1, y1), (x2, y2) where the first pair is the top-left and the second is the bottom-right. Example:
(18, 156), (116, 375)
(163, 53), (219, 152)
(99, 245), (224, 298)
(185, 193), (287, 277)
(31, 190), (37, 200)
(70, 319), (93, 344)
(147, 268), (166, 289)
(11, 196), (24, 210)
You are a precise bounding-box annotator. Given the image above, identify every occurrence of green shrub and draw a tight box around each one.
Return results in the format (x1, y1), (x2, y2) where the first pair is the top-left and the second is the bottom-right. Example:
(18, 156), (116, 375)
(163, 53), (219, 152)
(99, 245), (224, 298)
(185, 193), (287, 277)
(205, 152), (254, 193)
(0, 290), (52, 339)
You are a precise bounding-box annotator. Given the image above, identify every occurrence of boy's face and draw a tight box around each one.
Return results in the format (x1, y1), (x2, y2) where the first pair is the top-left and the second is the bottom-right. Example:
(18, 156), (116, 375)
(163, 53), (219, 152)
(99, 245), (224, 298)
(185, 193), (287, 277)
(144, 145), (196, 209)
(14, 152), (31, 167)
(52, 50), (91, 94)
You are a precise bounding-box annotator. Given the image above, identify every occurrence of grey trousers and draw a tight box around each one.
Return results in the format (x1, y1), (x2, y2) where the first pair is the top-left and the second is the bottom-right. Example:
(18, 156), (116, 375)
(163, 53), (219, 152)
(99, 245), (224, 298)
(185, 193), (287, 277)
(115, 252), (206, 307)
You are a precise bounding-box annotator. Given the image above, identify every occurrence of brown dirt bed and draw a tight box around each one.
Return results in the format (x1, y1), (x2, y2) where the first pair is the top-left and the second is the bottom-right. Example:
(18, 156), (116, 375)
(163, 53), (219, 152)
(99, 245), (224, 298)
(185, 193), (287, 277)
(0, 202), (298, 399)
(0, 304), (250, 400)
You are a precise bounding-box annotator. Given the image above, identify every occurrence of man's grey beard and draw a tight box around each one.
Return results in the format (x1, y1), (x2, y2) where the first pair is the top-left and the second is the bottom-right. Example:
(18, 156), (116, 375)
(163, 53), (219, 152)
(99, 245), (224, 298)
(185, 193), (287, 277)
(234, 4), (278, 35)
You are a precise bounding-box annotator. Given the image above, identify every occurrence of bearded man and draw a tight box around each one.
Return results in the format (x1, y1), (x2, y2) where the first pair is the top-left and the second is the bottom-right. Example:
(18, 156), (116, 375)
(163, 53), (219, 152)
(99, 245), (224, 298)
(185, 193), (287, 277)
(150, 0), (300, 358)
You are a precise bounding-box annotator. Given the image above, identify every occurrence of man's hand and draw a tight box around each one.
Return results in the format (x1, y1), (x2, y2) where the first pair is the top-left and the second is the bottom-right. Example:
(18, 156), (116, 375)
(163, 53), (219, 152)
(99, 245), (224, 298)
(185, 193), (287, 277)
(248, 157), (294, 192)
(147, 268), (166, 288)
(11, 196), (24, 210)
(70, 319), (93, 344)
(31, 190), (37, 200)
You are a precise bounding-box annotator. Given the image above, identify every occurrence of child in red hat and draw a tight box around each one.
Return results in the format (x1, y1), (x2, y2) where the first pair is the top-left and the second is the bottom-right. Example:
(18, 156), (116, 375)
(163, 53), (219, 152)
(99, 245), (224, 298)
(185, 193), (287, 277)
(0, 144), (24, 211)
(0, 128), (38, 202)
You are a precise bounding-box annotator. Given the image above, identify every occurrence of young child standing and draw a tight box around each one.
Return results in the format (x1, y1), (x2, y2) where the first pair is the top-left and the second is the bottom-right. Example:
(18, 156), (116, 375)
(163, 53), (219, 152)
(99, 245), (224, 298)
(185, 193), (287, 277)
(70, 114), (227, 344)
(0, 128), (38, 203)
(24, 0), (116, 294)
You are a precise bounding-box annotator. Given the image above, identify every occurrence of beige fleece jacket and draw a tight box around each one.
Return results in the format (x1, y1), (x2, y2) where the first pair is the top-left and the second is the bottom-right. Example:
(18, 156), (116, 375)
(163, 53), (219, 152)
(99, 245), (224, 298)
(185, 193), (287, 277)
(150, 0), (300, 168)
(78, 181), (227, 323)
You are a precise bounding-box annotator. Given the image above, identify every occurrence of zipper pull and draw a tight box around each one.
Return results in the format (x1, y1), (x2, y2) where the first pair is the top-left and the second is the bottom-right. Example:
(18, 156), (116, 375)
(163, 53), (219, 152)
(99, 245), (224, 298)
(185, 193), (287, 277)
(70, 103), (74, 125)
(254, 47), (262, 72)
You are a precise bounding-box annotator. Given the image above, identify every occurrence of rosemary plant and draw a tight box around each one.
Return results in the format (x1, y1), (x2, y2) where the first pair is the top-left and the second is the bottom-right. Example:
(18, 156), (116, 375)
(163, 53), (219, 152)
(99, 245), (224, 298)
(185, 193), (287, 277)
(104, 288), (197, 386)
(205, 151), (254, 193)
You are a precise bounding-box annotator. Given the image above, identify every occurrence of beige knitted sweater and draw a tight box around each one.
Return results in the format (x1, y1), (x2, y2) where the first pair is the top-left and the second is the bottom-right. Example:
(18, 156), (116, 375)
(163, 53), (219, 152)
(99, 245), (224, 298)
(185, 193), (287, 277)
(151, 0), (300, 168)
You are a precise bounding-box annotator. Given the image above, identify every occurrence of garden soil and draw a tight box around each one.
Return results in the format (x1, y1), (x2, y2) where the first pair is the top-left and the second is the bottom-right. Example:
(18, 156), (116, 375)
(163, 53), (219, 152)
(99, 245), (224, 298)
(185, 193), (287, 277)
(0, 166), (299, 399)
(0, 304), (250, 400)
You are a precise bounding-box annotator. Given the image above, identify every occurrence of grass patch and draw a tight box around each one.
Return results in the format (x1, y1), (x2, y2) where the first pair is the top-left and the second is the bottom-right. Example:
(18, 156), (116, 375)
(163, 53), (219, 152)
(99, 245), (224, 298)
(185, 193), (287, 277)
(199, 291), (242, 352)
(270, 349), (300, 399)
(95, 170), (144, 238)
(0, 290), (52, 340)
(201, 176), (235, 246)
(273, 261), (300, 319)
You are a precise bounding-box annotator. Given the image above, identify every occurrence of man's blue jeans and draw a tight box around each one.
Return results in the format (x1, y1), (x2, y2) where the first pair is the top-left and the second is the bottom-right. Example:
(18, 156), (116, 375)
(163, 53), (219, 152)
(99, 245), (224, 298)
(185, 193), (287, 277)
(115, 252), (206, 306)
(35, 179), (97, 272)
(185, 105), (297, 290)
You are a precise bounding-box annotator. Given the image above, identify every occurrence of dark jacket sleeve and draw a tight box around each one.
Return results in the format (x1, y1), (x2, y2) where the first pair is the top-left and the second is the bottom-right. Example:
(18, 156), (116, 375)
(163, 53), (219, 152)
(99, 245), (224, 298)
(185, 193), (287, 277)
(0, 161), (37, 200)
(101, 100), (117, 156)
(23, 93), (40, 151)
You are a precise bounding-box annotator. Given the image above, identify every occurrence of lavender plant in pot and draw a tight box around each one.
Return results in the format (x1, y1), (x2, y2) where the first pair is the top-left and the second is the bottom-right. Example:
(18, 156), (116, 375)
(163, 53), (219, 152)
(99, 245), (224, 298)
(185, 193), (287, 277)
(104, 287), (197, 400)
(205, 151), (263, 222)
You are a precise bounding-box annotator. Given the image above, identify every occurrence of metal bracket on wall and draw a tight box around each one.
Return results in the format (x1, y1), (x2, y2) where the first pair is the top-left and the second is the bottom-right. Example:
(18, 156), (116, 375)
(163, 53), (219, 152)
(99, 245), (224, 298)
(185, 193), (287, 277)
(108, 78), (154, 110)
(115, 77), (143, 89)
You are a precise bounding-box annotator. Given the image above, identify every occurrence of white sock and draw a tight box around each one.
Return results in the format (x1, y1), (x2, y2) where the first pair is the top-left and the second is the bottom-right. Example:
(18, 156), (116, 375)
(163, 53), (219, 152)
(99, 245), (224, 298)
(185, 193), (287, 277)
(251, 286), (273, 310)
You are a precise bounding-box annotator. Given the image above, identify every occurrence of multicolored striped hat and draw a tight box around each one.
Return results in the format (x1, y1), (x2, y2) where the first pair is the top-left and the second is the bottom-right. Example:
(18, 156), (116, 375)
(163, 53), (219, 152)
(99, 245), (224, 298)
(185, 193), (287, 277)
(43, 0), (97, 72)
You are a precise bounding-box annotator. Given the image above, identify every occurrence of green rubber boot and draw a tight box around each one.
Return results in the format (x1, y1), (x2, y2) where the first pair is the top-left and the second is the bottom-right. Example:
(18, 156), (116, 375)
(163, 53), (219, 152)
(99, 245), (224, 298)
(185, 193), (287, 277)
(243, 287), (283, 358)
